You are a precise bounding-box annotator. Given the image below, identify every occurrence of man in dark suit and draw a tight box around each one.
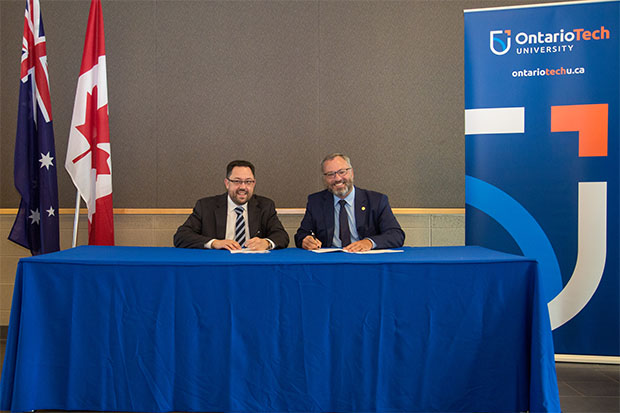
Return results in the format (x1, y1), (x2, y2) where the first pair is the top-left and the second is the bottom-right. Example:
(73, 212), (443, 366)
(295, 153), (404, 252)
(174, 160), (289, 250)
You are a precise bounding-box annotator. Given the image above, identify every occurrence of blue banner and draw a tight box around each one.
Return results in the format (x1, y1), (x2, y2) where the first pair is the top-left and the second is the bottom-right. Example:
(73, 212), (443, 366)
(464, 0), (618, 356)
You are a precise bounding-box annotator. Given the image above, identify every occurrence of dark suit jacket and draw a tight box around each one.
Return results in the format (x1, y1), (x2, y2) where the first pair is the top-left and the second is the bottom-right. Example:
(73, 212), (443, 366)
(174, 193), (289, 249)
(294, 187), (405, 249)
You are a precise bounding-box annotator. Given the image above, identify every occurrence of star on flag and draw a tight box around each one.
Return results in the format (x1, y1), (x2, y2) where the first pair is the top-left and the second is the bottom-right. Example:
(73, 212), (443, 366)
(39, 151), (54, 169)
(29, 208), (41, 225)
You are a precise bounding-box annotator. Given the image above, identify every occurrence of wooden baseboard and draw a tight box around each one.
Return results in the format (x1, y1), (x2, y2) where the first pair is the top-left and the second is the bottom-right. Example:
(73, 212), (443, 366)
(1, 208), (465, 215)
(555, 354), (620, 364)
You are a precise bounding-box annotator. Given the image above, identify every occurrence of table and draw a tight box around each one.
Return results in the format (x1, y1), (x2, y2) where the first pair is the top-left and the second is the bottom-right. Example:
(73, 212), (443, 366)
(1, 246), (560, 412)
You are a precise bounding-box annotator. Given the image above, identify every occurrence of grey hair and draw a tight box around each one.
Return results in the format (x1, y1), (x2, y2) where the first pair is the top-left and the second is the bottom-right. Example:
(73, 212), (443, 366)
(320, 153), (352, 171)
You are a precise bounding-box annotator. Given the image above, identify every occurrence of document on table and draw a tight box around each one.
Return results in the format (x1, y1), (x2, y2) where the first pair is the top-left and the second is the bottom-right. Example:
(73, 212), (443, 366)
(311, 248), (403, 254)
(310, 248), (344, 253)
(350, 249), (403, 254)
(229, 249), (271, 254)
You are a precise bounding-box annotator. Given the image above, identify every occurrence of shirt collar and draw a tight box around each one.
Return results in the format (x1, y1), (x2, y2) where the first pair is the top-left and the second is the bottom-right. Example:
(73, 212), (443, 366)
(333, 186), (356, 207)
(227, 195), (247, 212)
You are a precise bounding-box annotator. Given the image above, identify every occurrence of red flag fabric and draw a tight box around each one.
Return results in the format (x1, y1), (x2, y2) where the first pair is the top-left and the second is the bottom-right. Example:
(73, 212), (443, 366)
(65, 0), (114, 245)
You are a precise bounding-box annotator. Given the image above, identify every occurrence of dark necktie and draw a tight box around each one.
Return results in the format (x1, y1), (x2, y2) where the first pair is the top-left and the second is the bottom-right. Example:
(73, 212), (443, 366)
(234, 206), (246, 246)
(339, 199), (351, 247)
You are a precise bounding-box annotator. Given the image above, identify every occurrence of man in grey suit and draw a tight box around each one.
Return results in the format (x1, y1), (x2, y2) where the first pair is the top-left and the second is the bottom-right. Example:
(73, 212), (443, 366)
(295, 153), (404, 252)
(174, 160), (289, 250)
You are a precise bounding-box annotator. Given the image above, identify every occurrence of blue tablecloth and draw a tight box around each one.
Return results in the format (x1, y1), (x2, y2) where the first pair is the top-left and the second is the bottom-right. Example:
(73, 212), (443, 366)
(1, 246), (560, 412)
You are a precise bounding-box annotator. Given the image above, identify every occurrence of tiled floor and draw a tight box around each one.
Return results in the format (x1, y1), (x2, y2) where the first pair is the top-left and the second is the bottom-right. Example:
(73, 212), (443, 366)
(556, 362), (620, 412)
(0, 334), (618, 412)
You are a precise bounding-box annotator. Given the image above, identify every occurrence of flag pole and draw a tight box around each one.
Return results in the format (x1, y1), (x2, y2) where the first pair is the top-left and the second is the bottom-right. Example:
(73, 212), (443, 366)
(72, 191), (81, 248)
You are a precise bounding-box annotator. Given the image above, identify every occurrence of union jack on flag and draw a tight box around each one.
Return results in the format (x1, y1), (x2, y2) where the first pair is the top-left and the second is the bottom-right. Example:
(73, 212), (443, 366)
(9, 0), (60, 255)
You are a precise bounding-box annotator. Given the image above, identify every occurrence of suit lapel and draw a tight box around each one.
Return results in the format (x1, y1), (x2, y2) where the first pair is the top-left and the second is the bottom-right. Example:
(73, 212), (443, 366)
(354, 187), (368, 238)
(214, 194), (228, 239)
(323, 190), (335, 245)
(247, 197), (260, 238)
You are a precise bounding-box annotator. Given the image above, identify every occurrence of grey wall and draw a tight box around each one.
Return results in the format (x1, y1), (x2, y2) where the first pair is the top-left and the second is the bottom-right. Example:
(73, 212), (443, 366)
(0, 0), (563, 209)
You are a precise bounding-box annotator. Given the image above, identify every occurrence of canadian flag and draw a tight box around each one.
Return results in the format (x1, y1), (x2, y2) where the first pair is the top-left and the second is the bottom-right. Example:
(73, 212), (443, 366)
(65, 0), (114, 245)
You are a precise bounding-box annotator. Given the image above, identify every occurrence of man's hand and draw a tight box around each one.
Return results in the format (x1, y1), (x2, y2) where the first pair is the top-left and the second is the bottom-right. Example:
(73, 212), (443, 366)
(302, 235), (322, 250)
(211, 239), (242, 251)
(245, 237), (270, 251)
(344, 238), (373, 252)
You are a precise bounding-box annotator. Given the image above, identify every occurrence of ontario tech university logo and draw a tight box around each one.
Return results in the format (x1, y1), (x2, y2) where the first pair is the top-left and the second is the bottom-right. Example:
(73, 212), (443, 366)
(490, 30), (511, 55)
(489, 26), (610, 56)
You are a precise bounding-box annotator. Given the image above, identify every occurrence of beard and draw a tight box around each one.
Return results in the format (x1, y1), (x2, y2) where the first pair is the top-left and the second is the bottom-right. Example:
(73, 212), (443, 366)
(327, 177), (353, 197)
(230, 188), (252, 205)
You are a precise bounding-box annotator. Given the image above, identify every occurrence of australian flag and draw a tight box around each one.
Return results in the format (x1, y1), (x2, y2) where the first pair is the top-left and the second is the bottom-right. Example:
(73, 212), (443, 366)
(9, 0), (60, 255)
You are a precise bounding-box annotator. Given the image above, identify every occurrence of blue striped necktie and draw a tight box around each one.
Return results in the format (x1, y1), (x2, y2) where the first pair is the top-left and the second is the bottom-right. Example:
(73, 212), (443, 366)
(234, 206), (246, 246)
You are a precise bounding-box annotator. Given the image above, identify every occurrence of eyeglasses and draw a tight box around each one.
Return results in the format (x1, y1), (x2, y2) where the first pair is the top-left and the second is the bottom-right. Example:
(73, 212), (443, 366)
(228, 179), (256, 186)
(323, 168), (351, 178)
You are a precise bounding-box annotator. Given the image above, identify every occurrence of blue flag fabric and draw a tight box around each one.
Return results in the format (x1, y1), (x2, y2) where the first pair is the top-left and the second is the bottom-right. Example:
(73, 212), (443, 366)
(9, 0), (60, 255)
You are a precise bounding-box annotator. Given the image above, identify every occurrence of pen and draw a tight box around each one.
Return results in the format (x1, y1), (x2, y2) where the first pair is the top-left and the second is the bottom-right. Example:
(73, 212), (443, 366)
(311, 231), (321, 248)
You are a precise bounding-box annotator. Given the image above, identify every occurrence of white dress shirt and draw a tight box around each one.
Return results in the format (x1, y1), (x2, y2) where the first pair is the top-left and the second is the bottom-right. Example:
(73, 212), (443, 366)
(205, 196), (274, 249)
